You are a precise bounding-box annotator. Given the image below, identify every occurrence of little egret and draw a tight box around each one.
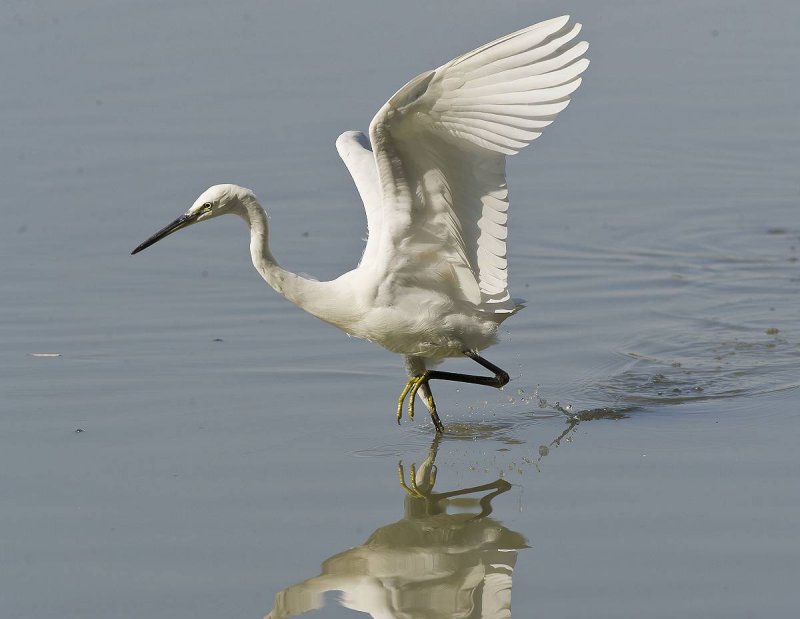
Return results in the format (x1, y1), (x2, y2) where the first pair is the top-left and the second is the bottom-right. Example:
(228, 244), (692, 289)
(132, 16), (589, 433)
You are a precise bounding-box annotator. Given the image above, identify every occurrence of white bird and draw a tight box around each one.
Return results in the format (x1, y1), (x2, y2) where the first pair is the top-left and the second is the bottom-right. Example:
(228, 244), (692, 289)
(132, 16), (589, 433)
(264, 437), (522, 619)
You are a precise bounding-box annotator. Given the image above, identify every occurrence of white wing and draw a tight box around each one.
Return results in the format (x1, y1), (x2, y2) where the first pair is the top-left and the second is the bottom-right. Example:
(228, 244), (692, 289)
(335, 131), (383, 267)
(364, 15), (589, 312)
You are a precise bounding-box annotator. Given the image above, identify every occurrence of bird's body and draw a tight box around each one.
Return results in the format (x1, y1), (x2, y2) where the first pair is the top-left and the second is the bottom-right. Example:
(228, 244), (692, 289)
(201, 182), (504, 361)
(133, 16), (589, 432)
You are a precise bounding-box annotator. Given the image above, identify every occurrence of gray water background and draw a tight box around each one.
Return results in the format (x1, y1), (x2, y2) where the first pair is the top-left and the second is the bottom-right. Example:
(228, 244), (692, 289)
(2, 1), (799, 617)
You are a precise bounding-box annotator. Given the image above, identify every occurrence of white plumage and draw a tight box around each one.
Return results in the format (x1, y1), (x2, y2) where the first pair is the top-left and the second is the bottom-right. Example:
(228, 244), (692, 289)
(132, 16), (589, 431)
(356, 15), (586, 313)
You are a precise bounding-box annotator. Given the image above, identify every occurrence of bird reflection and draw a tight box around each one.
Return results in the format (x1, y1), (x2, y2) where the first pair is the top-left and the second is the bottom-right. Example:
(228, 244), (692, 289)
(264, 436), (527, 619)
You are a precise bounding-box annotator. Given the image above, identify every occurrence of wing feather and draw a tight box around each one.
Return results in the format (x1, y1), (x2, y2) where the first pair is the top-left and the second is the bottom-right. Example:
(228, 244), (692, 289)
(335, 131), (383, 267)
(360, 16), (588, 313)
(461, 31), (587, 80)
(451, 15), (572, 68)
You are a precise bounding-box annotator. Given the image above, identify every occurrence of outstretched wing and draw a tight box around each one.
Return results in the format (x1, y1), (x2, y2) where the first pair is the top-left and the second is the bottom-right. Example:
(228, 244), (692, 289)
(364, 16), (588, 312)
(336, 131), (383, 267)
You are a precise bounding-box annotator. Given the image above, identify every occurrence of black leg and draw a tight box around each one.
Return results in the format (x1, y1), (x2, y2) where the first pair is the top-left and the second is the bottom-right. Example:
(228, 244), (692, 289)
(421, 381), (445, 433)
(424, 351), (510, 388)
(396, 351), (510, 432)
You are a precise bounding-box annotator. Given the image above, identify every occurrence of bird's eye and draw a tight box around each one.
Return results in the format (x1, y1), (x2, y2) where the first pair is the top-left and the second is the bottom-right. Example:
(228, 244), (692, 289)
(202, 202), (213, 210)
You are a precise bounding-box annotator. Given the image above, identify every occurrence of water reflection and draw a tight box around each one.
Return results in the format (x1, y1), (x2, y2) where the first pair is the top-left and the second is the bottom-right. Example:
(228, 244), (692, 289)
(264, 436), (527, 618)
(265, 408), (631, 618)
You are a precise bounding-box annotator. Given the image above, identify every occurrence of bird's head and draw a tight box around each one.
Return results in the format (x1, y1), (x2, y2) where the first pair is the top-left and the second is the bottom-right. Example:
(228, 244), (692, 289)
(131, 184), (256, 255)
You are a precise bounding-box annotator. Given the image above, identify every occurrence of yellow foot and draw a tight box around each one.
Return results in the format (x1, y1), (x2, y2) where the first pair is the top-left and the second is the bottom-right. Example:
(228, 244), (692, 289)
(397, 461), (437, 499)
(396, 371), (430, 423)
(395, 371), (445, 433)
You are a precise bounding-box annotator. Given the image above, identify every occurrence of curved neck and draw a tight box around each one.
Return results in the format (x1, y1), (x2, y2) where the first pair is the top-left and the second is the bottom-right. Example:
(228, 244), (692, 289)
(234, 195), (357, 328)
(237, 196), (290, 293)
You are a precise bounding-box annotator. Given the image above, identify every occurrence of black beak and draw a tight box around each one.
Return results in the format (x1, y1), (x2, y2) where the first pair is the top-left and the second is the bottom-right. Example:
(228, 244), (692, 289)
(131, 212), (199, 255)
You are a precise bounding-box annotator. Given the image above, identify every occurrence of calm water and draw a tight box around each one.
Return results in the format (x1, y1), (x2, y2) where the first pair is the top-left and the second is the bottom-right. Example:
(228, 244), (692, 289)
(2, 1), (799, 617)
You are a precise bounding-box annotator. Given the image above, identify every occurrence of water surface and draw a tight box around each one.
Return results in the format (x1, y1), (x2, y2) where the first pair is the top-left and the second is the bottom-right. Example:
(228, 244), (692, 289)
(1, 1), (799, 617)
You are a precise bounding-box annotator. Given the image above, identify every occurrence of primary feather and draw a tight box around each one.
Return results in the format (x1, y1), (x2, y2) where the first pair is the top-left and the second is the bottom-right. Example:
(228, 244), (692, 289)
(338, 16), (588, 325)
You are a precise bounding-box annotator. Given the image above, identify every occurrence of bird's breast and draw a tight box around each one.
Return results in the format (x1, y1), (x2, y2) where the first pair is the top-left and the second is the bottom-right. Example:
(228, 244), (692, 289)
(347, 301), (500, 360)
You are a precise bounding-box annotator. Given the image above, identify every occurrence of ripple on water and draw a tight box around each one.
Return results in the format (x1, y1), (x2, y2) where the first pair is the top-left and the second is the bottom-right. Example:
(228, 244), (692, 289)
(549, 221), (800, 413)
(600, 328), (800, 409)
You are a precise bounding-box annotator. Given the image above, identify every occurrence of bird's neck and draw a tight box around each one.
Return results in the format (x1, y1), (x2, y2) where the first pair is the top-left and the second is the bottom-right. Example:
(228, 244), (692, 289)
(237, 196), (287, 291)
(235, 195), (357, 327)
